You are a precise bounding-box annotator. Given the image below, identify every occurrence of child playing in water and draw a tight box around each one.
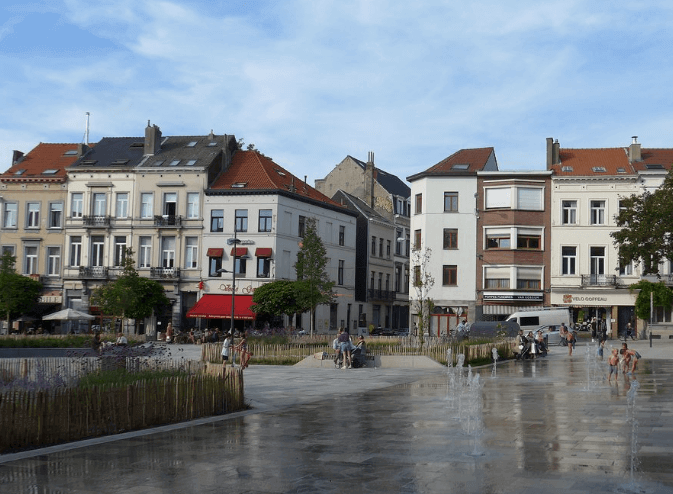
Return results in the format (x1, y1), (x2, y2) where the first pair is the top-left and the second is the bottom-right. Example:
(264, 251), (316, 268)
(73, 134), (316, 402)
(608, 348), (619, 383)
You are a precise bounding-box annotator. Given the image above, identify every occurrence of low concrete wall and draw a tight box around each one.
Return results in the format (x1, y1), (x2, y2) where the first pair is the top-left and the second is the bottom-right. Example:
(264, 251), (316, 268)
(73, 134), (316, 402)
(294, 354), (444, 369)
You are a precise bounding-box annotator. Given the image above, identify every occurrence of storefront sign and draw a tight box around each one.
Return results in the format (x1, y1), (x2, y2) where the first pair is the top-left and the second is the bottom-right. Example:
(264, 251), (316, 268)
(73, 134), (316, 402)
(552, 290), (637, 306)
(217, 283), (257, 295)
(483, 292), (543, 301)
(39, 295), (62, 304)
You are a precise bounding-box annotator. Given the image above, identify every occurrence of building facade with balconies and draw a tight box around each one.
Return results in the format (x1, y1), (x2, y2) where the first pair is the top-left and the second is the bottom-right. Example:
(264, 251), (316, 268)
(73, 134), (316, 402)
(546, 137), (673, 336)
(0, 143), (82, 331)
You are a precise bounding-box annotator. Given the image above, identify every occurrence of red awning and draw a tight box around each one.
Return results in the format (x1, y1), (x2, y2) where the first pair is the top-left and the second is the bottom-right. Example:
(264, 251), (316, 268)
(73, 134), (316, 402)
(255, 247), (272, 258)
(206, 248), (224, 257)
(186, 294), (256, 320)
(230, 247), (248, 257)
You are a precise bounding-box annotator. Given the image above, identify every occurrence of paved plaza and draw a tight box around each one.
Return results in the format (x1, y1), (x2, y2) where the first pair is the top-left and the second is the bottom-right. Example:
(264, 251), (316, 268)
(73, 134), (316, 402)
(1, 338), (672, 493)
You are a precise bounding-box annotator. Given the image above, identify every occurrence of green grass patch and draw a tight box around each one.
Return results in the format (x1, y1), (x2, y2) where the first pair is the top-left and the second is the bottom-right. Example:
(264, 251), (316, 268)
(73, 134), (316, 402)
(78, 368), (189, 388)
(0, 335), (137, 348)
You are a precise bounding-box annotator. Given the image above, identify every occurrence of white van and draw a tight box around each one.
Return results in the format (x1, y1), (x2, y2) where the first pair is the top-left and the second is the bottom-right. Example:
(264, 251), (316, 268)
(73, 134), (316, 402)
(505, 308), (570, 333)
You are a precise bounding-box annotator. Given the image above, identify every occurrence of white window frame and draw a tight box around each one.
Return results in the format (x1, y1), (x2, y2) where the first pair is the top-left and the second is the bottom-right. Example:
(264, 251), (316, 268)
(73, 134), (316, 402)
(561, 200), (577, 225)
(49, 202), (63, 228)
(139, 237), (152, 268)
(93, 193), (107, 217)
(91, 236), (105, 267)
(27, 202), (40, 229)
(161, 236), (175, 268)
(140, 193), (154, 219)
(47, 247), (61, 276)
(4, 203), (17, 228)
(185, 237), (198, 268)
(561, 246), (577, 275)
(186, 193), (199, 219)
(70, 236), (82, 267)
(590, 200), (606, 225)
(24, 245), (38, 274)
(71, 193), (83, 218)
(115, 193), (129, 218)
(114, 236), (127, 267)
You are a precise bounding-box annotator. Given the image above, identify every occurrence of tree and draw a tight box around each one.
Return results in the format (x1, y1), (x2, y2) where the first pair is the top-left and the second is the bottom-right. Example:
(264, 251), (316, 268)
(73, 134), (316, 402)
(294, 218), (334, 335)
(411, 246), (435, 347)
(611, 172), (673, 275)
(251, 280), (307, 318)
(629, 280), (673, 321)
(90, 249), (170, 333)
(0, 252), (42, 330)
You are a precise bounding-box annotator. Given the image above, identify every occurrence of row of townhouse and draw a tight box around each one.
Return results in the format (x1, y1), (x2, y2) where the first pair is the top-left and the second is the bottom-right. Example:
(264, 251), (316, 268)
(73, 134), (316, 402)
(408, 137), (673, 337)
(0, 122), (411, 335)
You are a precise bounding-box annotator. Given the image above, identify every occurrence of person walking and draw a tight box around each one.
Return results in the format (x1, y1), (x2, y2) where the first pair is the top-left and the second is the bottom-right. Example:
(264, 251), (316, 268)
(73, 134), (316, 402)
(221, 333), (232, 369)
(338, 329), (352, 369)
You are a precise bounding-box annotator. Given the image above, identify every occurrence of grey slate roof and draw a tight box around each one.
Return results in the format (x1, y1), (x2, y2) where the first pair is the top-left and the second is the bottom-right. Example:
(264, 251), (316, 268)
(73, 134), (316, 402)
(348, 156), (410, 199)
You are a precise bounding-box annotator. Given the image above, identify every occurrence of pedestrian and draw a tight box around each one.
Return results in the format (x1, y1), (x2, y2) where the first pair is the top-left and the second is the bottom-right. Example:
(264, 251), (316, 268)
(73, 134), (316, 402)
(607, 348), (619, 383)
(566, 330), (576, 356)
(234, 333), (252, 369)
(221, 333), (232, 369)
(626, 323), (635, 340)
(338, 328), (352, 369)
(597, 337), (605, 360)
(333, 329), (342, 366)
(91, 331), (101, 354)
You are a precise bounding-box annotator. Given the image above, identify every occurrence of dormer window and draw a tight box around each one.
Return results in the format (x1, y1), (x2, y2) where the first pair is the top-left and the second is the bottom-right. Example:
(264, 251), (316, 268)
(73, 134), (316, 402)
(42, 169), (58, 175)
(452, 164), (469, 170)
(207, 142), (218, 147)
(14, 169), (26, 175)
(646, 164), (664, 169)
(561, 166), (573, 172)
(186, 160), (197, 166)
(63, 150), (78, 156)
(231, 183), (247, 188)
(168, 160), (180, 166)
(592, 166), (606, 173)
(186, 141), (197, 147)
(275, 169), (286, 176)
(111, 159), (129, 166)
(617, 167), (626, 173)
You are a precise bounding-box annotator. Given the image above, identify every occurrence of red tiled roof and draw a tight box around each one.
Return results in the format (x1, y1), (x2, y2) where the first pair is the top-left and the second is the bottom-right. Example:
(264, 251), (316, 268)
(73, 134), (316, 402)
(0, 143), (80, 182)
(632, 149), (673, 172)
(550, 148), (632, 176)
(210, 151), (342, 207)
(424, 147), (495, 174)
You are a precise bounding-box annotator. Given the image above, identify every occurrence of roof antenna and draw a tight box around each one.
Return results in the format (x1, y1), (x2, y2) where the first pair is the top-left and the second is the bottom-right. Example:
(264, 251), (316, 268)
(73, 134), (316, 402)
(84, 112), (90, 145)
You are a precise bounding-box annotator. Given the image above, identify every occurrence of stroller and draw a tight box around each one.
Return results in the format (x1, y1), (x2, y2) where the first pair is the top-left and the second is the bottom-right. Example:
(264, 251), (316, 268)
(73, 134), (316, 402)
(335, 344), (367, 369)
(516, 338), (533, 360)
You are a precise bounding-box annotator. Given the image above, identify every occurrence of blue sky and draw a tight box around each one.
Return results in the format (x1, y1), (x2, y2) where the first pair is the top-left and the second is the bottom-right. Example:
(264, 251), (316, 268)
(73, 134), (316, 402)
(2, 0), (673, 185)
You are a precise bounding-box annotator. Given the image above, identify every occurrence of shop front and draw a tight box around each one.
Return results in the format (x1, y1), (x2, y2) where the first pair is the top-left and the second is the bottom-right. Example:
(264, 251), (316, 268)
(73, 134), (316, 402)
(550, 289), (637, 338)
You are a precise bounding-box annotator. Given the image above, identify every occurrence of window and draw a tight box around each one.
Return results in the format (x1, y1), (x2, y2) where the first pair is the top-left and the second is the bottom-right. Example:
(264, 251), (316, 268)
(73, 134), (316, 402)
(71, 193), (83, 218)
(442, 265), (457, 286)
(70, 236), (82, 267)
(27, 203), (40, 228)
(3, 203), (17, 228)
(161, 237), (176, 268)
(486, 278), (509, 289)
(257, 257), (271, 278)
(235, 209), (248, 232)
(486, 234), (510, 249)
(395, 229), (402, 255)
(163, 193), (177, 217)
(371, 236), (376, 254)
(258, 209), (272, 232)
(378, 272), (383, 290)
(415, 194), (422, 214)
(386, 240), (391, 258)
(385, 273), (390, 292)
(139, 237), (152, 268)
(234, 257), (247, 275)
(562, 200), (577, 225)
(619, 261), (633, 276)
(140, 193), (153, 218)
(444, 192), (458, 212)
(485, 186), (543, 210)
(370, 271), (375, 290)
(211, 210), (224, 232)
(561, 246), (576, 275)
(485, 188), (511, 208)
(590, 246), (606, 279)
(209, 255), (222, 277)
(185, 237), (198, 268)
(339, 225), (345, 246)
(395, 265), (402, 292)
(414, 229), (421, 250)
(517, 279), (540, 290)
(24, 246), (38, 274)
(590, 200), (605, 225)
(47, 247), (60, 276)
(298, 215), (306, 237)
(49, 203), (63, 228)
(114, 236), (127, 266)
(517, 235), (540, 250)
(92, 193), (106, 216)
(338, 260), (344, 285)
(115, 193), (128, 218)
(91, 236), (104, 267)
(186, 193), (199, 219)
(443, 229), (458, 249)
(517, 188), (543, 210)
(1, 246), (15, 256)
(379, 238), (384, 258)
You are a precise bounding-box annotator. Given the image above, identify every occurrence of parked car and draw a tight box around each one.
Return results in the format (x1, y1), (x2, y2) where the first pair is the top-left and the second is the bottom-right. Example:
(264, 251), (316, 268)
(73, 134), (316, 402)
(468, 321), (520, 338)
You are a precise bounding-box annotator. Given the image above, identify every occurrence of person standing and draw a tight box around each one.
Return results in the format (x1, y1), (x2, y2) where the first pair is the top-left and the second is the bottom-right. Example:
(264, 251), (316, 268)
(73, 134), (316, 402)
(333, 329), (342, 366)
(607, 348), (619, 383)
(221, 333), (232, 369)
(338, 329), (352, 369)
(566, 330), (576, 356)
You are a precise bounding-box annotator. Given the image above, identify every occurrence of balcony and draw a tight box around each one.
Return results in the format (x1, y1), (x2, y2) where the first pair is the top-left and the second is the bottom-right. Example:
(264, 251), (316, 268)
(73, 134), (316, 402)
(150, 266), (181, 279)
(368, 289), (396, 302)
(79, 266), (109, 279)
(82, 215), (111, 228)
(581, 274), (618, 287)
(154, 215), (182, 227)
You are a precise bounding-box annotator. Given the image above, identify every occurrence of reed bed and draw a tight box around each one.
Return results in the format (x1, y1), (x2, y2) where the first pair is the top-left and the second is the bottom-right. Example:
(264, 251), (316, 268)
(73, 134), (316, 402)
(0, 369), (244, 454)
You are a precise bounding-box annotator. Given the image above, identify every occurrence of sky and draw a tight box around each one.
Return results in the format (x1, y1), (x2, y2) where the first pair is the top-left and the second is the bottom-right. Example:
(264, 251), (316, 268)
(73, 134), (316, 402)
(2, 0), (673, 186)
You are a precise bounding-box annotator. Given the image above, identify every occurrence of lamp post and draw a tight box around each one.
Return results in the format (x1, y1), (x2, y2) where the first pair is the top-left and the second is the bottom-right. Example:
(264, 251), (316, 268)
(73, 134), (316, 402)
(218, 221), (247, 334)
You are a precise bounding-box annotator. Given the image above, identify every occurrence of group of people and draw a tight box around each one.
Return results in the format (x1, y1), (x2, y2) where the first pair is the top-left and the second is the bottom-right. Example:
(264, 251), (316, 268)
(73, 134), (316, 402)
(515, 329), (548, 359)
(332, 328), (366, 369)
(220, 332), (252, 370)
(607, 342), (639, 382)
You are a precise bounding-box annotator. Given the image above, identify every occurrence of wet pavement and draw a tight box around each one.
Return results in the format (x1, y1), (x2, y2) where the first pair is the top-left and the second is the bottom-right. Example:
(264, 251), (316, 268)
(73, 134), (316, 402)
(1, 339), (672, 493)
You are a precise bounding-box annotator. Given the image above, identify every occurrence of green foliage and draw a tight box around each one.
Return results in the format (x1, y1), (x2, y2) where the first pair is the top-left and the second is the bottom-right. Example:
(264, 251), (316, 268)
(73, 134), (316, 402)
(629, 280), (673, 320)
(612, 171), (673, 274)
(90, 249), (169, 330)
(294, 218), (334, 334)
(251, 280), (306, 317)
(0, 252), (42, 321)
(77, 369), (189, 389)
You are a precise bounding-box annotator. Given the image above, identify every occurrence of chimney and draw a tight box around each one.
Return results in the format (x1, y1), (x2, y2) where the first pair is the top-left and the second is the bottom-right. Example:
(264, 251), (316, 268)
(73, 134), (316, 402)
(77, 143), (89, 157)
(11, 150), (24, 166)
(365, 151), (375, 208)
(628, 136), (641, 163)
(546, 137), (561, 167)
(144, 120), (162, 156)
